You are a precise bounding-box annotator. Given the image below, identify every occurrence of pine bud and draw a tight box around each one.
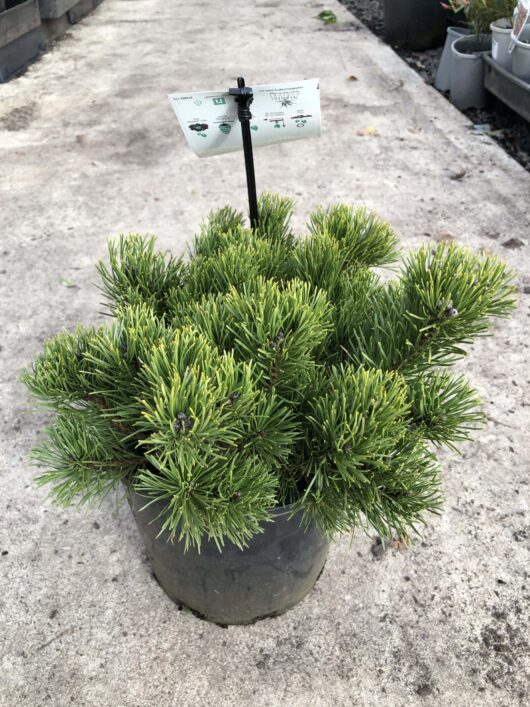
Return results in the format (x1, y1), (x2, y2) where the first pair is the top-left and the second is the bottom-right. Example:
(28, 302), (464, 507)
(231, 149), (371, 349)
(271, 331), (286, 351)
(343, 443), (353, 454)
(443, 303), (458, 319)
(231, 491), (242, 502)
(227, 391), (240, 405)
(120, 340), (128, 357)
(174, 412), (193, 433)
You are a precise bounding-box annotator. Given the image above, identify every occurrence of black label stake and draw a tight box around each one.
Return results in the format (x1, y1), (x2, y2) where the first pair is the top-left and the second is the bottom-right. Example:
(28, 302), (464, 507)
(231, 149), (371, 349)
(229, 77), (259, 231)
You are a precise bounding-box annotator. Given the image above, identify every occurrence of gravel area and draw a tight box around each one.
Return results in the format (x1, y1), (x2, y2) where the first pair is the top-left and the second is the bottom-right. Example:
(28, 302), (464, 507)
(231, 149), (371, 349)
(338, 0), (530, 171)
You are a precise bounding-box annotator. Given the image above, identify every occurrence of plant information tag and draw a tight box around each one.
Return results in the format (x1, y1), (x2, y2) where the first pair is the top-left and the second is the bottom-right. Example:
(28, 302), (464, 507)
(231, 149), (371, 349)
(168, 79), (320, 158)
(513, 0), (530, 41)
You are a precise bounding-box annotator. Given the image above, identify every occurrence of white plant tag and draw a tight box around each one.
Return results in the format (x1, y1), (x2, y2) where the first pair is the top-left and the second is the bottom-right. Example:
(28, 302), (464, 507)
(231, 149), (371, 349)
(492, 38), (499, 59)
(513, 0), (530, 41)
(168, 79), (321, 158)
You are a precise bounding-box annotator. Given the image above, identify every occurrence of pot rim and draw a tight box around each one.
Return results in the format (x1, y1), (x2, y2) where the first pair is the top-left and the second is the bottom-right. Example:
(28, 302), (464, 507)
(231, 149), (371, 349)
(513, 26), (530, 48)
(490, 18), (513, 33)
(446, 25), (471, 37)
(126, 483), (301, 518)
(452, 34), (492, 57)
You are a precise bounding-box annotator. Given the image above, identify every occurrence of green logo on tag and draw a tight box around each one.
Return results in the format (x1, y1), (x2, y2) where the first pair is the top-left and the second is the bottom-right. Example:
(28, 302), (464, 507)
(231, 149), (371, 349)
(213, 97), (226, 105)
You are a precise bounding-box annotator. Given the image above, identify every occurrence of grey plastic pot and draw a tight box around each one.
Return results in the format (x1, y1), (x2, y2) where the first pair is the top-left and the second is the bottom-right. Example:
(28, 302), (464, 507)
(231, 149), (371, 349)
(512, 25), (530, 83)
(490, 19), (513, 71)
(128, 488), (329, 625)
(450, 34), (492, 109)
(435, 26), (471, 91)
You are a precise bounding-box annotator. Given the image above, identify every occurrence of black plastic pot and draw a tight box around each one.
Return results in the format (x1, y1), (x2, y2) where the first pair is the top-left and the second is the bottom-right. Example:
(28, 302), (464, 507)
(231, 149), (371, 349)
(128, 488), (329, 625)
(383, 0), (447, 50)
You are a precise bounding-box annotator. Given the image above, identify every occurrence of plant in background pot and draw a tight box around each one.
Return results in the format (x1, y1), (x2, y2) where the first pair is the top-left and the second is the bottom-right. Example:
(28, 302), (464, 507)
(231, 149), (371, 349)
(447, 0), (516, 106)
(446, 0), (489, 108)
(23, 194), (515, 625)
(469, 0), (517, 69)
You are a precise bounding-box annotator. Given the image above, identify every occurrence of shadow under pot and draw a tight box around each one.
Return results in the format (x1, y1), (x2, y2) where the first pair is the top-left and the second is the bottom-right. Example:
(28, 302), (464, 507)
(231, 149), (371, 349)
(127, 487), (330, 626)
(512, 25), (530, 83)
(383, 0), (446, 51)
(450, 34), (492, 109)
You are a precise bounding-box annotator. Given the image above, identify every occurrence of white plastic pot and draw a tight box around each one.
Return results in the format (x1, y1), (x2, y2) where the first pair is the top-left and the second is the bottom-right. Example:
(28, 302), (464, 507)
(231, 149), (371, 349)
(490, 18), (513, 71)
(512, 25), (530, 83)
(435, 26), (471, 91)
(450, 34), (492, 109)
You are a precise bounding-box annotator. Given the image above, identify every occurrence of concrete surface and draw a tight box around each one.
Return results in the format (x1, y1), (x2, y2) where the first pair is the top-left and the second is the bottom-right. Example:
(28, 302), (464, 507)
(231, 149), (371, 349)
(1, 0), (529, 705)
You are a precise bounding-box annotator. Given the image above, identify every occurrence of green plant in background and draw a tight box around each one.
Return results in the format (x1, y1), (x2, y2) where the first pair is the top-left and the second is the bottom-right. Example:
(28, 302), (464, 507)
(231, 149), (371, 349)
(443, 0), (516, 32)
(469, 0), (516, 32)
(23, 194), (515, 550)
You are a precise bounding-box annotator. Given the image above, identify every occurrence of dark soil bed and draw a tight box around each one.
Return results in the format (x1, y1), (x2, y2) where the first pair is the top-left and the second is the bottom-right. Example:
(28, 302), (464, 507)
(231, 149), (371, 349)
(338, 0), (530, 172)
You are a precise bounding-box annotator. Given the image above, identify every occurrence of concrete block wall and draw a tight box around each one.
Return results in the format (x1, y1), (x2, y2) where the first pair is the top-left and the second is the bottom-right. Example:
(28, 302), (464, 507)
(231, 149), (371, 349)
(0, 0), (104, 81)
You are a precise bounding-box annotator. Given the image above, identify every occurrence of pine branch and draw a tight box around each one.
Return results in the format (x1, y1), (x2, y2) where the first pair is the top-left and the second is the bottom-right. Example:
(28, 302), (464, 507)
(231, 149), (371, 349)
(134, 453), (278, 550)
(22, 326), (99, 407)
(33, 409), (142, 507)
(192, 205), (245, 257)
(256, 193), (296, 249)
(96, 234), (185, 315)
(308, 204), (400, 269)
(343, 243), (516, 376)
(406, 372), (484, 450)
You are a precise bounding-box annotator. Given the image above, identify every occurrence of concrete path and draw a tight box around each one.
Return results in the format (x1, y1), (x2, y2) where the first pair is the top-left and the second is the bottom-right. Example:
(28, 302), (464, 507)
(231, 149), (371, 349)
(1, 1), (529, 705)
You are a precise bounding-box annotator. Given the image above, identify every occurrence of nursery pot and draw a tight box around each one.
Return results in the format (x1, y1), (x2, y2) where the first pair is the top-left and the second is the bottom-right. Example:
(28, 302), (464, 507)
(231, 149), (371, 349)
(450, 34), (492, 109)
(435, 25), (471, 91)
(383, 0), (446, 51)
(490, 18), (513, 71)
(512, 25), (530, 83)
(128, 488), (329, 625)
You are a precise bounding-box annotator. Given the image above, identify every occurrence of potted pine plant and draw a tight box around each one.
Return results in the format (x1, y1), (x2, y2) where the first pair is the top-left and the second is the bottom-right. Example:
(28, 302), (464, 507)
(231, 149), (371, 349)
(23, 194), (515, 625)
